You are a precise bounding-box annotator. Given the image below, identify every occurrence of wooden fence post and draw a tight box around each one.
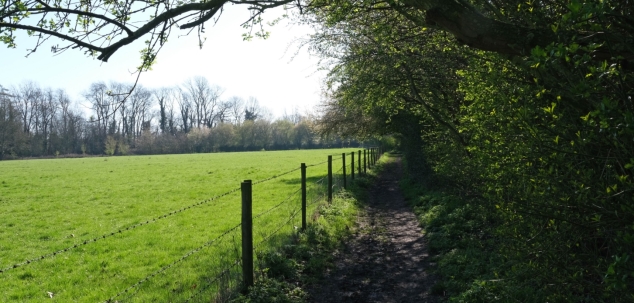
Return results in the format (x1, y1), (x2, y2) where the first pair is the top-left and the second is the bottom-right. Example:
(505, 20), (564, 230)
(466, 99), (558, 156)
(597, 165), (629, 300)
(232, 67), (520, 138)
(358, 150), (361, 175)
(241, 180), (253, 291)
(372, 147), (376, 165)
(342, 153), (347, 190)
(301, 163), (306, 231)
(372, 147), (376, 166)
(351, 152), (355, 181)
(363, 149), (367, 174)
(328, 155), (333, 203)
(372, 147), (377, 165)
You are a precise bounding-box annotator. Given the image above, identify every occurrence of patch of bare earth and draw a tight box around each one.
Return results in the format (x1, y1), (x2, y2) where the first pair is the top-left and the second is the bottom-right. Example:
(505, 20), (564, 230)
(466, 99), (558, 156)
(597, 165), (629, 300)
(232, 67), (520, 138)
(307, 157), (438, 303)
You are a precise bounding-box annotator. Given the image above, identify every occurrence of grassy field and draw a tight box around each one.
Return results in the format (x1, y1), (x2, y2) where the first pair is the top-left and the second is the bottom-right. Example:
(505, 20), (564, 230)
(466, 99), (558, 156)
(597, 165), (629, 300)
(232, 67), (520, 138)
(0, 149), (357, 302)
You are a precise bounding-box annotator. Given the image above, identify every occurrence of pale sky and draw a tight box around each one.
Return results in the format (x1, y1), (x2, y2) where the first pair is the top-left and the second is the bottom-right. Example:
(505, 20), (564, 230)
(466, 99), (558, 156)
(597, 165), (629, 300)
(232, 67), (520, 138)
(0, 6), (324, 118)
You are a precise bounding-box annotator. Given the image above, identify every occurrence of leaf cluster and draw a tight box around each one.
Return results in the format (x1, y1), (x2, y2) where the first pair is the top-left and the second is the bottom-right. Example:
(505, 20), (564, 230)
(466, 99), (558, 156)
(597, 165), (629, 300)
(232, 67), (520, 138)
(307, 0), (634, 301)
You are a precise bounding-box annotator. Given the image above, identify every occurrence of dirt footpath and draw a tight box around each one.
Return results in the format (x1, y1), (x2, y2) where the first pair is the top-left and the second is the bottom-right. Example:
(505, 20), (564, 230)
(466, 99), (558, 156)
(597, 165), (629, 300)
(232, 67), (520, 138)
(307, 157), (438, 303)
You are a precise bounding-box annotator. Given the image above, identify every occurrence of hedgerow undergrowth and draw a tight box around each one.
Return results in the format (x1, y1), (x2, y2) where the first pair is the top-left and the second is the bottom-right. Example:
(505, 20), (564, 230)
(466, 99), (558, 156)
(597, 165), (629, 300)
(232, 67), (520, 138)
(401, 150), (633, 302)
(400, 173), (506, 302)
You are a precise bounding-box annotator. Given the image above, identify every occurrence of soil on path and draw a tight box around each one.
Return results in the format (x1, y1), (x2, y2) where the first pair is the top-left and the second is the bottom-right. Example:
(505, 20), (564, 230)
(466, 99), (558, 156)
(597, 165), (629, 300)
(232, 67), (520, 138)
(307, 156), (438, 303)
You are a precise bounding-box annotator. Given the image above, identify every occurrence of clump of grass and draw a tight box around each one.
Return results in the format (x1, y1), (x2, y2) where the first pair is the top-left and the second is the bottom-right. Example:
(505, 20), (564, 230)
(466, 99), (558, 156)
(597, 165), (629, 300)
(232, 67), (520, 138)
(400, 169), (508, 301)
(234, 277), (306, 303)
(233, 154), (391, 303)
(232, 192), (360, 303)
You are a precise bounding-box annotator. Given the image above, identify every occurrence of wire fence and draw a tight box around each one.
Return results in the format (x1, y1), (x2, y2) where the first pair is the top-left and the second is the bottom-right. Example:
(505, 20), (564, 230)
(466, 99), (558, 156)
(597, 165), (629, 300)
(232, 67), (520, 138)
(252, 167), (302, 185)
(1, 148), (383, 303)
(125, 147), (380, 302)
(105, 224), (242, 303)
(0, 186), (242, 274)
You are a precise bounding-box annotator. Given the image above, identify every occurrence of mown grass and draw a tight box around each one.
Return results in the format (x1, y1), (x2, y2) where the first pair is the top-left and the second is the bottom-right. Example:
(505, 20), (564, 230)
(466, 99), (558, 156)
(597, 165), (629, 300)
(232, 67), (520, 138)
(0, 149), (358, 302)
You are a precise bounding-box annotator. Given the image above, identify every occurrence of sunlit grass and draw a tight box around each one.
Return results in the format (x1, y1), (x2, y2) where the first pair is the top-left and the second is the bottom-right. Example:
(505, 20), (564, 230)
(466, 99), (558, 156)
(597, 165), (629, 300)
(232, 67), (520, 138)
(0, 149), (360, 302)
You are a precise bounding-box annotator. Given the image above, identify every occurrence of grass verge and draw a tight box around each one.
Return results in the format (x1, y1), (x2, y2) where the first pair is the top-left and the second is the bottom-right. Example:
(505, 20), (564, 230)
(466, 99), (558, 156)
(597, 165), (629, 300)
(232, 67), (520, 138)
(399, 157), (509, 302)
(231, 154), (388, 303)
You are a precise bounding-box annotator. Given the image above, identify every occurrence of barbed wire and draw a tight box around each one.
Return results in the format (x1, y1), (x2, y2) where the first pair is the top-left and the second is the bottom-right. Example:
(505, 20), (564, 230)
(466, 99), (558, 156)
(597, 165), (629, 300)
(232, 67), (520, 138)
(253, 187), (301, 220)
(252, 167), (301, 185)
(308, 192), (326, 207)
(305, 174), (327, 205)
(312, 175), (327, 185)
(335, 165), (344, 173)
(254, 207), (301, 250)
(1, 187), (241, 274)
(183, 258), (242, 303)
(251, 155), (343, 186)
(104, 223), (242, 303)
(306, 159), (329, 168)
(331, 171), (344, 193)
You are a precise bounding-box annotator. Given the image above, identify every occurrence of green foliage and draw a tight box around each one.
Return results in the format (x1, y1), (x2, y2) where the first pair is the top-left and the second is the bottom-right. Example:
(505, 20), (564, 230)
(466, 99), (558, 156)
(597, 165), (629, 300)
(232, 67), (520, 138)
(400, 178), (502, 300)
(233, 277), (306, 303)
(2, 0), (633, 300)
(309, 0), (634, 301)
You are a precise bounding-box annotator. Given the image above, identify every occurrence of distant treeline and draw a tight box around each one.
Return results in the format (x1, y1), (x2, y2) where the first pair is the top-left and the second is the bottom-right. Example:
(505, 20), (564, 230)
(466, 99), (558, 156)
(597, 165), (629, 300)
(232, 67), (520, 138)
(0, 77), (366, 159)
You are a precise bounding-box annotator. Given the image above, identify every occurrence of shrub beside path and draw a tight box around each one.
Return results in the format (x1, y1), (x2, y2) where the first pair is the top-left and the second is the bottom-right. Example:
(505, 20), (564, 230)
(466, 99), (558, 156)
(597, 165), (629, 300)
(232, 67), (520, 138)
(307, 156), (439, 303)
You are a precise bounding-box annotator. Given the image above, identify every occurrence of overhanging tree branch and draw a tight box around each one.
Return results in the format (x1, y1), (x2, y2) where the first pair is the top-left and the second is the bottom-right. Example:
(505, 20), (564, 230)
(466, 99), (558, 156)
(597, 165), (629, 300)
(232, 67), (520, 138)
(97, 0), (228, 61)
(0, 22), (105, 53)
(396, 0), (633, 61)
(21, 6), (135, 36)
(0, 0), (294, 62)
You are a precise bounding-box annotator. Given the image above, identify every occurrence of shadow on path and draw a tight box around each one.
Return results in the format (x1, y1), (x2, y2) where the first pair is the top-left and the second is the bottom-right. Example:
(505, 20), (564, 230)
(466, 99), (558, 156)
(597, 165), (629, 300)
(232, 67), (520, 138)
(307, 156), (438, 303)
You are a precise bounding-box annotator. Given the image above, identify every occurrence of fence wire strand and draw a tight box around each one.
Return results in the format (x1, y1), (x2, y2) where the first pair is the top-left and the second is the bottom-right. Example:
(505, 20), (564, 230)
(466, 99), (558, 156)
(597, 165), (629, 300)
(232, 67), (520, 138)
(183, 258), (242, 303)
(253, 187), (301, 220)
(104, 223), (242, 303)
(252, 188), (302, 253)
(254, 207), (301, 251)
(335, 164), (344, 173)
(307, 176), (327, 206)
(312, 175), (327, 185)
(252, 167), (300, 185)
(306, 159), (329, 168)
(309, 192), (326, 207)
(1, 187), (241, 274)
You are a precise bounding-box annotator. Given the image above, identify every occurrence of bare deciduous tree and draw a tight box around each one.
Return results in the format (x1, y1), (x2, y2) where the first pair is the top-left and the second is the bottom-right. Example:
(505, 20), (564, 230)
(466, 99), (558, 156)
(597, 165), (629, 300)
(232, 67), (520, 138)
(175, 87), (193, 133)
(154, 87), (175, 134)
(226, 96), (245, 126)
(183, 76), (223, 129)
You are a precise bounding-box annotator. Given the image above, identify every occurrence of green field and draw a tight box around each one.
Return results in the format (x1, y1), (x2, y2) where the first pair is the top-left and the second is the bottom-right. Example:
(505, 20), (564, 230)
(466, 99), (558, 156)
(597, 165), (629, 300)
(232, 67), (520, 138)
(0, 149), (356, 302)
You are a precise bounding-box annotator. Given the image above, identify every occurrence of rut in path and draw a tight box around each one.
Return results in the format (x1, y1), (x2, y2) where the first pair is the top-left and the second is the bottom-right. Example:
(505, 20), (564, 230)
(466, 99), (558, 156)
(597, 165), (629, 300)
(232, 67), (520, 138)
(308, 156), (438, 303)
